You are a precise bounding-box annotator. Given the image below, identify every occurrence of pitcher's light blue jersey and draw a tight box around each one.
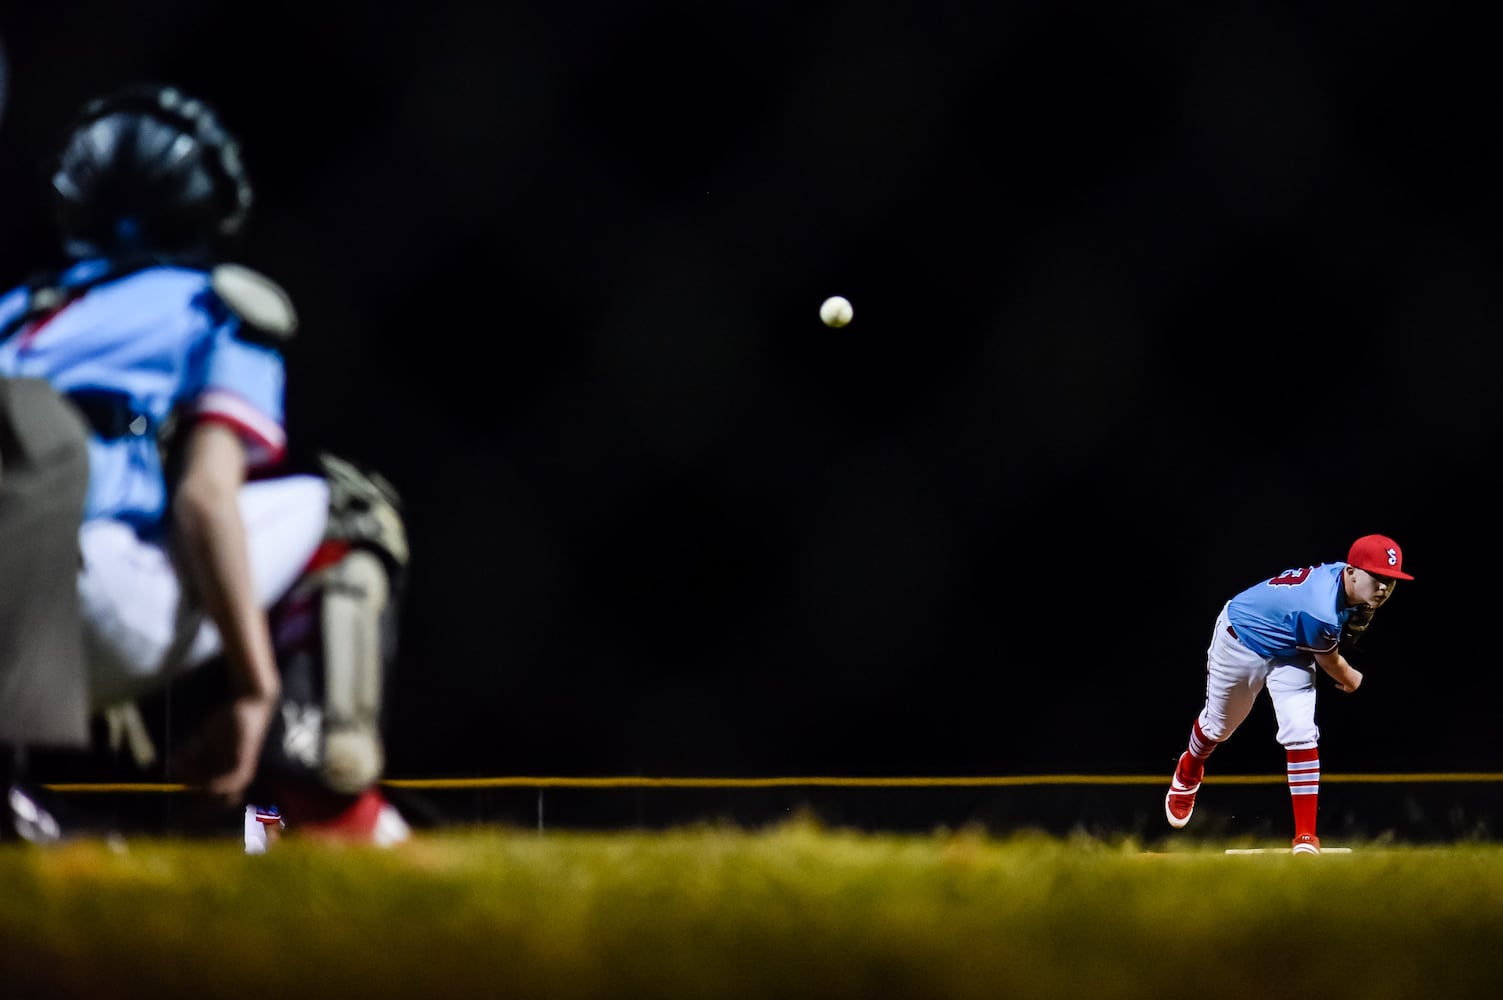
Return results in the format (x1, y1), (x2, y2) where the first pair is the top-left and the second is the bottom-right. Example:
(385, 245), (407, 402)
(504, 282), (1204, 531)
(1225, 562), (1354, 660)
(0, 259), (287, 536)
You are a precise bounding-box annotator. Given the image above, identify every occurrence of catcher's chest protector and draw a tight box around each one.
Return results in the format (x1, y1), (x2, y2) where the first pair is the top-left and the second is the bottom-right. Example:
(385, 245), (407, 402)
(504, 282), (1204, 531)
(0, 377), (91, 746)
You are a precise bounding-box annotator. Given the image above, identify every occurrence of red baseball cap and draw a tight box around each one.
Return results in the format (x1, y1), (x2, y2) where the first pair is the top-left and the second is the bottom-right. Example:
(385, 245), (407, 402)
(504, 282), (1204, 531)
(1347, 534), (1413, 581)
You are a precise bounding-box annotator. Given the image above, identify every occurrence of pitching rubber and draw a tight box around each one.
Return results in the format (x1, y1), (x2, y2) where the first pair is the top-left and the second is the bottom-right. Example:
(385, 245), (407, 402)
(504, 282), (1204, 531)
(1224, 847), (1353, 855)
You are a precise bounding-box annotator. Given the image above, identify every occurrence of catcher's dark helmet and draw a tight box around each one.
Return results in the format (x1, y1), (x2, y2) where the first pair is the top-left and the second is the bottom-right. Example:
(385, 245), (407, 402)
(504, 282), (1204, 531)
(51, 84), (253, 259)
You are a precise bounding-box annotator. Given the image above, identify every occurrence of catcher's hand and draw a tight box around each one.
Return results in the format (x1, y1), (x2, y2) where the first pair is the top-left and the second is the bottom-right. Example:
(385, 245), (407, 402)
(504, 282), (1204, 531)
(1341, 604), (1377, 649)
(171, 693), (276, 810)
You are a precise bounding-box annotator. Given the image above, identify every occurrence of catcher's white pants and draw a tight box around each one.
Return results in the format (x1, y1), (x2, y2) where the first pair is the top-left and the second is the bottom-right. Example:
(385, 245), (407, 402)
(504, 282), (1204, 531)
(77, 475), (329, 708)
(1196, 601), (1320, 750)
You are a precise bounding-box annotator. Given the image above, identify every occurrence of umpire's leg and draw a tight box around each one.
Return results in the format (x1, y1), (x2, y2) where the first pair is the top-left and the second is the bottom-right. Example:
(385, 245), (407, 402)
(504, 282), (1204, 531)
(0, 377), (92, 750)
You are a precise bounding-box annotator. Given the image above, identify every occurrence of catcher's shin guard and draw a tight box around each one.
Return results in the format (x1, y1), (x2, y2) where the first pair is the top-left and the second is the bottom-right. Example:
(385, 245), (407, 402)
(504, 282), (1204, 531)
(264, 546), (393, 793)
(263, 455), (407, 795)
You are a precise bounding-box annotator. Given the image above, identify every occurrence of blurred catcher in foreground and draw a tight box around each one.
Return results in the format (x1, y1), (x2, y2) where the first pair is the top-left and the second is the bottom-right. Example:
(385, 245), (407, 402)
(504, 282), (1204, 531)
(0, 84), (409, 845)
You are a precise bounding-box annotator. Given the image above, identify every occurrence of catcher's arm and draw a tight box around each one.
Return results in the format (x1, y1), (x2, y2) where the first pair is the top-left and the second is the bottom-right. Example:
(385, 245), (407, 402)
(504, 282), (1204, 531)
(168, 423), (280, 806)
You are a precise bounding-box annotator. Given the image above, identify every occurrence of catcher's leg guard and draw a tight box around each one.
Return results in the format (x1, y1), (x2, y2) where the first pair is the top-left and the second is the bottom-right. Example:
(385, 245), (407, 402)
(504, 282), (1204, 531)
(262, 454), (407, 796)
(263, 545), (393, 793)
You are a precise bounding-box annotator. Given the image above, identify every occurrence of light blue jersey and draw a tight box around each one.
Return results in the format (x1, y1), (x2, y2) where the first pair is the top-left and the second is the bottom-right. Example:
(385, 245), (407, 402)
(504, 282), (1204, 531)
(1225, 562), (1354, 660)
(0, 259), (287, 536)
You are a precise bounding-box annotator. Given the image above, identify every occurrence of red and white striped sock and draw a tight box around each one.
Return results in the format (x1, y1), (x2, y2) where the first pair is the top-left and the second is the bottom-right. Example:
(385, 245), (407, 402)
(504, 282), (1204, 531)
(1287, 747), (1320, 838)
(1178, 720), (1217, 785)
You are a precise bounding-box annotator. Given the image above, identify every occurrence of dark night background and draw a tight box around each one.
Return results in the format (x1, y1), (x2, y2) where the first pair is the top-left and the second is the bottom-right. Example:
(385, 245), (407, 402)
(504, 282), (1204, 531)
(1, 3), (1498, 787)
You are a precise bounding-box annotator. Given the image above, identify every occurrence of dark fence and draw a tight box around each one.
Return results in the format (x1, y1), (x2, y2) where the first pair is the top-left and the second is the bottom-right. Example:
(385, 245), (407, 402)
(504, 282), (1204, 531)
(39, 773), (1503, 845)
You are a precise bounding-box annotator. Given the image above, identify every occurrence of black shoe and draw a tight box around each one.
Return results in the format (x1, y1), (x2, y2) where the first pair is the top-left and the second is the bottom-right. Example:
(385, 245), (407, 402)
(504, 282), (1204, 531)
(4, 783), (63, 844)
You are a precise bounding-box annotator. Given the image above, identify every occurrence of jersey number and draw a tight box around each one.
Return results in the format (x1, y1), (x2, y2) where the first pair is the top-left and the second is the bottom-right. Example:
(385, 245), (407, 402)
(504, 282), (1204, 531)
(1269, 566), (1314, 586)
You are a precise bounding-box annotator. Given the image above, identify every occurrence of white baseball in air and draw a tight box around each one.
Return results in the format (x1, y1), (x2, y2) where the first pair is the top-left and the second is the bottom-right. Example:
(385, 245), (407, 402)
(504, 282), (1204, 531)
(819, 295), (853, 328)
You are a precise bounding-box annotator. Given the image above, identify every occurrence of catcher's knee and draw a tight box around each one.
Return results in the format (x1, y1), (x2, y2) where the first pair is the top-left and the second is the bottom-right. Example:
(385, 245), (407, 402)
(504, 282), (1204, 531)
(317, 451), (408, 580)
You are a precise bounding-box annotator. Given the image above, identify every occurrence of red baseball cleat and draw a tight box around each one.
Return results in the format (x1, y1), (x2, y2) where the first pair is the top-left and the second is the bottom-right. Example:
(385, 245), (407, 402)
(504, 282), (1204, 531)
(1164, 752), (1201, 829)
(266, 783), (411, 847)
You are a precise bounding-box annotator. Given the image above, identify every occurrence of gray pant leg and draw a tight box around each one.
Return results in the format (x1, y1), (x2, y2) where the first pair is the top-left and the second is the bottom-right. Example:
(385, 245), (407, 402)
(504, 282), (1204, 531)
(0, 378), (91, 747)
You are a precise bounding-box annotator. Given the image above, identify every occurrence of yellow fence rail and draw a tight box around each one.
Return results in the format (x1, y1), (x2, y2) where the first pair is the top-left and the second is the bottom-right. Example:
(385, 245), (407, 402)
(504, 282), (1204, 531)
(42, 772), (1503, 793)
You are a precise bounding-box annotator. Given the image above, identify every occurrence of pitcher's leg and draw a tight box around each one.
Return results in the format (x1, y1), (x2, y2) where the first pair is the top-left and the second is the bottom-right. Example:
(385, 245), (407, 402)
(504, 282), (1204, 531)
(1268, 662), (1321, 851)
(1168, 606), (1268, 829)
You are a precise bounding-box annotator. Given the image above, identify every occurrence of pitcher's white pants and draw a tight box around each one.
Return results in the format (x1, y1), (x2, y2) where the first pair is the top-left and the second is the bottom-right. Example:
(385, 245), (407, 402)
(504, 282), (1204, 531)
(77, 475), (329, 709)
(1197, 601), (1320, 750)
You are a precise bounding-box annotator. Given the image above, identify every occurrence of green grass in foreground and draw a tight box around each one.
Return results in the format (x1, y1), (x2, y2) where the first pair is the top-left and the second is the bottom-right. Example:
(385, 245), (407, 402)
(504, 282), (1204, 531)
(3, 819), (1502, 999)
